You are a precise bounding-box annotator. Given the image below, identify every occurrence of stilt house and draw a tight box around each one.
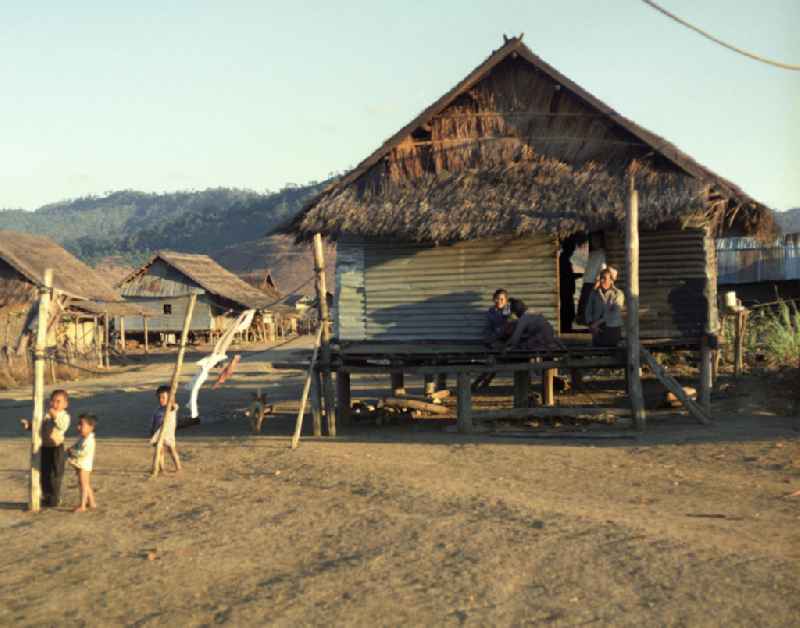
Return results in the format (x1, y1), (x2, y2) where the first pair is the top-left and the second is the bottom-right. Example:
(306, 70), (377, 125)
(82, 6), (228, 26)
(290, 37), (774, 346)
(118, 251), (277, 339)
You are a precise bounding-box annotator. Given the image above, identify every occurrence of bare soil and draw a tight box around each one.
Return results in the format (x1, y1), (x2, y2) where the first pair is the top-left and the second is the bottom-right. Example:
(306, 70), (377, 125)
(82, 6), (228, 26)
(1, 336), (798, 627)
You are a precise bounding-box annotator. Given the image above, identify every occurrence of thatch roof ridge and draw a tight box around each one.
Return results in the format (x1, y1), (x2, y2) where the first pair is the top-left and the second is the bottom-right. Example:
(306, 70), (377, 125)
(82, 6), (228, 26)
(290, 36), (771, 241)
(0, 230), (122, 302)
(120, 250), (276, 310)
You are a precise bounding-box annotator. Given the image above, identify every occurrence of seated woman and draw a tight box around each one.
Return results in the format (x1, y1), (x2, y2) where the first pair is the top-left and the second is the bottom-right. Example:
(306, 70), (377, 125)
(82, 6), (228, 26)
(585, 268), (625, 347)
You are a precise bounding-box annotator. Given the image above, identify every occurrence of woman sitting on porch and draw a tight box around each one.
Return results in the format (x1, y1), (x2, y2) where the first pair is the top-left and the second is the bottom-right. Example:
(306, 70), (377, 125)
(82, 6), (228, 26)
(586, 268), (624, 347)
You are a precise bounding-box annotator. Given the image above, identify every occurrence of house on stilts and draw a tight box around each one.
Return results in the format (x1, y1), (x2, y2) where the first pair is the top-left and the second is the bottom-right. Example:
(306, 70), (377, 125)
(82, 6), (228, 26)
(117, 251), (280, 344)
(287, 36), (775, 431)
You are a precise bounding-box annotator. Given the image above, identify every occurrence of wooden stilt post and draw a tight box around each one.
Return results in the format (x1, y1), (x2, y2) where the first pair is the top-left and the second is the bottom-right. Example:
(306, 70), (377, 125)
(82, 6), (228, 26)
(542, 368), (556, 406)
(29, 268), (52, 512)
(119, 316), (126, 353)
(143, 316), (149, 356)
(311, 368), (323, 436)
(513, 370), (530, 408)
(391, 371), (406, 396)
(699, 335), (712, 413)
(103, 312), (110, 369)
(312, 233), (336, 437)
(291, 326), (323, 449)
(625, 177), (646, 429)
(424, 374), (436, 397)
(94, 316), (102, 367)
(457, 372), (473, 433)
(151, 292), (197, 478)
(436, 373), (448, 391)
(336, 372), (352, 427)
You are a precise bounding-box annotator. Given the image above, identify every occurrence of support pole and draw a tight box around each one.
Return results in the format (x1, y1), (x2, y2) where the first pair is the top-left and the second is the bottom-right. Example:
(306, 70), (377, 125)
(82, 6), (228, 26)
(119, 316), (126, 353)
(313, 233), (336, 437)
(457, 372), (473, 433)
(436, 373), (448, 391)
(542, 368), (556, 406)
(424, 374), (436, 397)
(143, 316), (149, 355)
(29, 268), (52, 512)
(151, 293), (197, 478)
(625, 178), (646, 429)
(390, 371), (406, 396)
(699, 335), (712, 414)
(103, 312), (110, 369)
(311, 368), (323, 436)
(336, 372), (352, 427)
(291, 326), (323, 449)
(513, 370), (530, 408)
(94, 316), (102, 368)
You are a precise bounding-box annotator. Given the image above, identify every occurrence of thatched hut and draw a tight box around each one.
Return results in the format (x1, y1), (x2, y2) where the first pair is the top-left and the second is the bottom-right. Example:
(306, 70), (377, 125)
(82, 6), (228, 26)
(0, 230), (145, 378)
(290, 36), (773, 346)
(118, 251), (279, 342)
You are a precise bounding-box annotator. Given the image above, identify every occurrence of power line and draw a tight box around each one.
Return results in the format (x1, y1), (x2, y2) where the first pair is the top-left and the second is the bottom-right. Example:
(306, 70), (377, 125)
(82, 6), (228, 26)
(642, 0), (800, 71)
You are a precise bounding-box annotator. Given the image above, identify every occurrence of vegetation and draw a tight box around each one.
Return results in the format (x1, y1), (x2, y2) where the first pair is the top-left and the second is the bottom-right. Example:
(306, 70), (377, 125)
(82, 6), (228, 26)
(746, 300), (800, 367)
(0, 183), (325, 265)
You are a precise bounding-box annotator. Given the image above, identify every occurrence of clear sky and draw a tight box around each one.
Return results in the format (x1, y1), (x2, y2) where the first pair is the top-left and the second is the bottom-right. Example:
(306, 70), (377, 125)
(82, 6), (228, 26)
(1, 1), (798, 211)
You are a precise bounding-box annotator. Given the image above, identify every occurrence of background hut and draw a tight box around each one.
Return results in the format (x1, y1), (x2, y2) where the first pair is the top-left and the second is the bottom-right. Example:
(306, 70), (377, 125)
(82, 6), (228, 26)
(290, 37), (774, 346)
(117, 251), (278, 343)
(0, 230), (141, 381)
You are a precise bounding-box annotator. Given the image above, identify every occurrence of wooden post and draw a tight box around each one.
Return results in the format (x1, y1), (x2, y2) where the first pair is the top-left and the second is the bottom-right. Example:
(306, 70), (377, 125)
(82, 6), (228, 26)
(641, 347), (711, 425)
(457, 372), (473, 433)
(94, 316), (102, 367)
(513, 370), (530, 408)
(29, 268), (52, 512)
(103, 312), (110, 369)
(734, 309), (747, 376)
(151, 292), (197, 478)
(424, 374), (436, 397)
(73, 317), (79, 357)
(119, 316), (126, 353)
(336, 372), (352, 427)
(699, 336), (712, 413)
(291, 326), (323, 449)
(542, 368), (556, 406)
(625, 178), (646, 429)
(143, 316), (149, 355)
(311, 368), (323, 437)
(312, 233), (336, 437)
(436, 373), (448, 391)
(391, 371), (406, 396)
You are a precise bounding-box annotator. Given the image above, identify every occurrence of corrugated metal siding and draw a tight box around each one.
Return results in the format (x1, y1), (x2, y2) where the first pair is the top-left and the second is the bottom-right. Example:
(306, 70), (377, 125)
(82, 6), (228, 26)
(120, 260), (201, 298)
(335, 241), (366, 340)
(117, 296), (215, 332)
(607, 229), (713, 338)
(337, 237), (558, 341)
(716, 240), (800, 284)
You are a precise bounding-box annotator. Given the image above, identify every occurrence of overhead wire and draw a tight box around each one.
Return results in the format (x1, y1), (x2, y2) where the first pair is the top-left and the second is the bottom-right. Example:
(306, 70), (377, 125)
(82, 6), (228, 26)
(641, 0), (800, 71)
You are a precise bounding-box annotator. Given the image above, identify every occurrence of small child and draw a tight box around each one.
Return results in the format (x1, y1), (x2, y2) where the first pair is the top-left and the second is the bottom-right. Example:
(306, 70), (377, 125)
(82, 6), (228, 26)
(67, 414), (97, 512)
(151, 385), (182, 472)
(21, 389), (70, 507)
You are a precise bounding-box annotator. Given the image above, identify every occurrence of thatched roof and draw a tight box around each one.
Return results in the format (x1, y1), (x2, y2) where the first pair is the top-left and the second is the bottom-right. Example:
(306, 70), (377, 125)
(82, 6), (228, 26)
(0, 230), (122, 302)
(119, 251), (277, 310)
(291, 37), (774, 243)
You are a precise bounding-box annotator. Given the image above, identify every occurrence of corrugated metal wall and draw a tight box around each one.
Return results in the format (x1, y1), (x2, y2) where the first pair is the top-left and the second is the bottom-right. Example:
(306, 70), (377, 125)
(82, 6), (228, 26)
(607, 229), (714, 338)
(717, 240), (800, 284)
(336, 236), (558, 342)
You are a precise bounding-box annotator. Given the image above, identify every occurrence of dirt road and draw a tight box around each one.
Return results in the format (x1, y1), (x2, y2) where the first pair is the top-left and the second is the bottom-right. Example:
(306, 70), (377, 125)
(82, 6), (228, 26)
(1, 336), (798, 626)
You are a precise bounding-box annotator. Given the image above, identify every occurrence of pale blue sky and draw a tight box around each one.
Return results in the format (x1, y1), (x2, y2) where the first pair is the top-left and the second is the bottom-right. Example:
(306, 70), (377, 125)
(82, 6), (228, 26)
(1, 1), (798, 210)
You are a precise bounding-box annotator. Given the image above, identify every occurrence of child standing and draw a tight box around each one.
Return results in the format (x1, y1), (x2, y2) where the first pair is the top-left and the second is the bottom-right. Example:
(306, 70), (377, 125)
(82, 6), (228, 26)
(151, 385), (182, 472)
(20, 389), (70, 507)
(67, 414), (97, 512)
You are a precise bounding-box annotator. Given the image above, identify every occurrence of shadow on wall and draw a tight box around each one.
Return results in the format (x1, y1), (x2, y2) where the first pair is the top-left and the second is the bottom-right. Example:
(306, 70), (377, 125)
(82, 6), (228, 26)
(666, 279), (707, 337)
(368, 290), (486, 341)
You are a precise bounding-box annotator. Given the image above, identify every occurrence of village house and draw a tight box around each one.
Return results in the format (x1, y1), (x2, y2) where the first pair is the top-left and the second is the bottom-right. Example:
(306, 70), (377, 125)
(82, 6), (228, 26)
(287, 36), (775, 431)
(117, 251), (280, 344)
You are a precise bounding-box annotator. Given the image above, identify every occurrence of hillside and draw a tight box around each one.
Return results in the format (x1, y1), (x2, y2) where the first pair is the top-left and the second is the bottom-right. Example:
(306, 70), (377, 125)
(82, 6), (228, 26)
(0, 184), (325, 265)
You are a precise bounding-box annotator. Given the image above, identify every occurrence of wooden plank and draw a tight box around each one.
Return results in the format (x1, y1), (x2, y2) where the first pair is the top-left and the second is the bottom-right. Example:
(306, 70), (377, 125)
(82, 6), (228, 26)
(640, 347), (711, 425)
(475, 406), (629, 421)
(381, 397), (449, 415)
(29, 268), (52, 512)
(457, 373), (473, 433)
(626, 180), (646, 430)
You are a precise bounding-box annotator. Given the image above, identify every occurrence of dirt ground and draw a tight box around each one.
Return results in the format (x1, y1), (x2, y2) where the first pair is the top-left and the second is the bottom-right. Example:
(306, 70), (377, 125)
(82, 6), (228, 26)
(1, 335), (799, 627)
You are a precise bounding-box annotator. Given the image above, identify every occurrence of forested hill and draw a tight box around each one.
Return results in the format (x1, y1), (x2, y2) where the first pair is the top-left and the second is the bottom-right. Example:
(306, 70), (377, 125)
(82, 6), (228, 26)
(776, 207), (800, 235)
(0, 183), (325, 264)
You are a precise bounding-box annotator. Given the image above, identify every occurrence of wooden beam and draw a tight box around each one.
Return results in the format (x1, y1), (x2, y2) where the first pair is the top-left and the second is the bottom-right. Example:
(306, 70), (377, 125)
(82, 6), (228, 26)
(291, 326), (323, 450)
(626, 179), (646, 429)
(336, 372), (352, 427)
(313, 233), (336, 437)
(457, 372), (473, 433)
(513, 370), (530, 408)
(119, 316), (126, 353)
(29, 268), (52, 512)
(640, 347), (711, 425)
(381, 397), (449, 415)
(151, 293), (197, 478)
(337, 357), (624, 376)
(424, 374), (436, 397)
(143, 316), (149, 355)
(699, 335), (712, 413)
(103, 312), (110, 369)
(311, 368), (323, 437)
(475, 406), (630, 421)
(542, 368), (556, 406)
